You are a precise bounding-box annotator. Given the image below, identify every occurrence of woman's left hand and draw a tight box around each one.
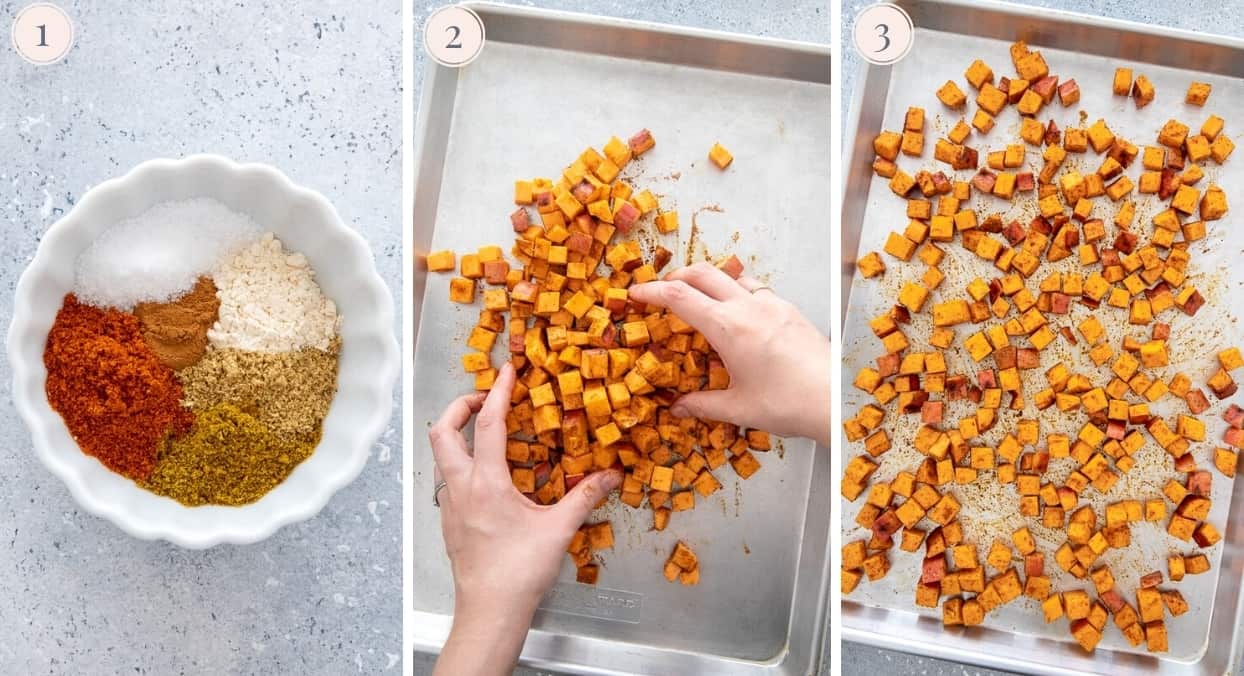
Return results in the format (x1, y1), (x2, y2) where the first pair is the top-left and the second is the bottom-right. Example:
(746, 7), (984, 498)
(430, 362), (622, 676)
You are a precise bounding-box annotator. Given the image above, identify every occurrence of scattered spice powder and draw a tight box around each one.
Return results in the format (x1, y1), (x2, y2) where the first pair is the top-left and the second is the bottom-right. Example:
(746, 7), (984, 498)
(133, 276), (220, 370)
(140, 402), (314, 506)
(44, 294), (193, 480)
(178, 339), (341, 442)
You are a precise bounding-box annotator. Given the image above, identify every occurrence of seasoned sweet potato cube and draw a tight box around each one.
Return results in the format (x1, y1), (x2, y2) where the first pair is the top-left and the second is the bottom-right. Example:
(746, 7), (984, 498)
(1071, 619), (1101, 653)
(937, 80), (967, 108)
(668, 541), (699, 572)
(1145, 621), (1167, 653)
(858, 251), (886, 278)
(1132, 75), (1155, 108)
(863, 552), (890, 581)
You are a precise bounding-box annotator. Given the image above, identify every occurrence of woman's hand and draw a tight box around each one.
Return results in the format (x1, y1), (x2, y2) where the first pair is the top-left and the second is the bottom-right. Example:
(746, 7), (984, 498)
(430, 362), (622, 676)
(630, 263), (831, 447)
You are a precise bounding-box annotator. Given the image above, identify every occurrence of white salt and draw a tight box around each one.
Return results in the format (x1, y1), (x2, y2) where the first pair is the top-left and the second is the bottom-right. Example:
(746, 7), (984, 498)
(74, 198), (260, 309)
(208, 232), (340, 352)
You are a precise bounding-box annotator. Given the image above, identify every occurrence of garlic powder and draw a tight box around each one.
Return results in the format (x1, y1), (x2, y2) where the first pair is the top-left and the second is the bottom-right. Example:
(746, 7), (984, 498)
(208, 232), (339, 352)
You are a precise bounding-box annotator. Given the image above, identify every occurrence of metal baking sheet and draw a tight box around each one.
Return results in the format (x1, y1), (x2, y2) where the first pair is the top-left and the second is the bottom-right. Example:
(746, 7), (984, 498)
(840, 0), (1244, 673)
(410, 4), (831, 674)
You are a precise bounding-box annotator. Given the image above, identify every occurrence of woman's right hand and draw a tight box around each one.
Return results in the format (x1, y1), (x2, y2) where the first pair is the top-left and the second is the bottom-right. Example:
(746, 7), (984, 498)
(630, 263), (831, 446)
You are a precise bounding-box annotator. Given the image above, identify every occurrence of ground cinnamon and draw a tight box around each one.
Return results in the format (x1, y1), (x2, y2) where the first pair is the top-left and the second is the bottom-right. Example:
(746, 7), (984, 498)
(133, 276), (219, 370)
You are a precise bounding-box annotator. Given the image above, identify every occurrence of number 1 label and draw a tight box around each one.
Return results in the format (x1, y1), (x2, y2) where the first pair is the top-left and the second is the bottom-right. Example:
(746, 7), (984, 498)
(12, 3), (74, 65)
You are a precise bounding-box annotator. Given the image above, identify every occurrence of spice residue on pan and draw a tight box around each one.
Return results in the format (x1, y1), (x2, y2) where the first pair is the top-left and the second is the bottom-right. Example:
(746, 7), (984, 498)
(686, 204), (725, 265)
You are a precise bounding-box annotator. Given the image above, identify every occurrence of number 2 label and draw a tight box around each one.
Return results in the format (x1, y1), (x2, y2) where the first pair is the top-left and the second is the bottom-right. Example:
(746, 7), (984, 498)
(425, 5), (485, 67)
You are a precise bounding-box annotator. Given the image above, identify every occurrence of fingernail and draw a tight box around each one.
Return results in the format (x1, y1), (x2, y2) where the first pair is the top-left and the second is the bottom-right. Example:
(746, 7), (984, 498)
(670, 404), (688, 417)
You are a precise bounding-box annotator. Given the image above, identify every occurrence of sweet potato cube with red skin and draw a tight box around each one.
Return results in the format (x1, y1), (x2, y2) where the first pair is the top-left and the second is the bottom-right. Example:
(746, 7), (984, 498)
(1025, 552), (1044, 577)
(483, 260), (510, 285)
(1210, 368), (1239, 399)
(613, 202), (641, 234)
(1058, 79), (1080, 106)
(716, 255), (744, 279)
(628, 128), (655, 155)
(921, 401), (944, 424)
(510, 207), (532, 233)
(1194, 521), (1221, 547)
(511, 280), (539, 303)
(921, 556), (946, 583)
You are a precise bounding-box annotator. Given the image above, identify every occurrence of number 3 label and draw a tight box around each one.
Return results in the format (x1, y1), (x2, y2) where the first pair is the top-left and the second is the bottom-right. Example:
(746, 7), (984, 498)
(425, 5), (485, 68)
(853, 3), (914, 66)
(11, 2), (74, 66)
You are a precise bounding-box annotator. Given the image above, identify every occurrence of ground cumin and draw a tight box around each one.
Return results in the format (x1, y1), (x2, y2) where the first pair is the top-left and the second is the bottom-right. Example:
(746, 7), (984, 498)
(43, 294), (193, 480)
(133, 276), (219, 370)
(178, 338), (340, 443)
(141, 402), (314, 506)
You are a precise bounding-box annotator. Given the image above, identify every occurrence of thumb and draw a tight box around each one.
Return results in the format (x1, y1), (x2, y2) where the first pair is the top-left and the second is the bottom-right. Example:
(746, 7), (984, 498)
(553, 469), (622, 529)
(670, 389), (740, 423)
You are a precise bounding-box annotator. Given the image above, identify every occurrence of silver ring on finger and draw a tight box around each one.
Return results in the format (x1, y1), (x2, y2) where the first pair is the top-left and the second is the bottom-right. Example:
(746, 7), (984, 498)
(433, 480), (448, 507)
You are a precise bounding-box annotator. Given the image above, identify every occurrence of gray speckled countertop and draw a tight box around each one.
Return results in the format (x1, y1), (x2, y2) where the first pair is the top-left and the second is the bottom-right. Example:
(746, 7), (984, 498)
(409, 1), (829, 675)
(1, 1), (401, 673)
(842, 1), (1242, 675)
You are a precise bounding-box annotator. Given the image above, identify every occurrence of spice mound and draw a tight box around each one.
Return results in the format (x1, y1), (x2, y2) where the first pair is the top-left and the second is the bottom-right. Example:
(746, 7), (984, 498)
(140, 403), (315, 506)
(43, 198), (341, 507)
(74, 197), (259, 310)
(134, 276), (220, 370)
(44, 295), (193, 480)
(179, 340), (340, 443)
(209, 232), (340, 352)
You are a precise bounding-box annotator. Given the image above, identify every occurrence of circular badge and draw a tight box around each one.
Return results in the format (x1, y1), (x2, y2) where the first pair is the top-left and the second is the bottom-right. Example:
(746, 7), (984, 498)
(12, 2), (73, 65)
(424, 5), (485, 67)
(853, 3), (914, 66)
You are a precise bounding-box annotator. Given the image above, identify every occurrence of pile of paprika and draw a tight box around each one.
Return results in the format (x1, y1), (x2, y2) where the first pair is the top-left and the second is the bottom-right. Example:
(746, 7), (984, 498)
(43, 295), (193, 480)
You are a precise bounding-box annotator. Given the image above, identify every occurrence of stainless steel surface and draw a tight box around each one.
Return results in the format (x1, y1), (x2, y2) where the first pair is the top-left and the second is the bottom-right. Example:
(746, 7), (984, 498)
(840, 0), (1244, 673)
(410, 3), (830, 674)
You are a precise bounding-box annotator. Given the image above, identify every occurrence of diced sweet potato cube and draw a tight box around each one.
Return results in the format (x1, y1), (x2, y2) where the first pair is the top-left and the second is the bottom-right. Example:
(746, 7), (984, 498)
(708, 142), (733, 169)
(937, 80), (967, 108)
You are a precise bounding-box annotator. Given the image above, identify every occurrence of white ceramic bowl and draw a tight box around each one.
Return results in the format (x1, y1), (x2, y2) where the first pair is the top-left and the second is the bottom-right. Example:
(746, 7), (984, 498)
(7, 155), (399, 548)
